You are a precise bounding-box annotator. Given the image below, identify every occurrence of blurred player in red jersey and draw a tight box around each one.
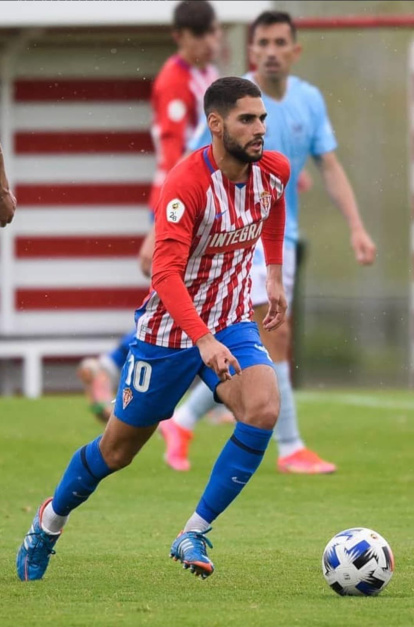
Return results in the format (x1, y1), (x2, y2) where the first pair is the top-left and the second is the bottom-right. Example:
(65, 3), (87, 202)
(77, 0), (221, 420)
(0, 142), (16, 227)
(18, 76), (290, 582)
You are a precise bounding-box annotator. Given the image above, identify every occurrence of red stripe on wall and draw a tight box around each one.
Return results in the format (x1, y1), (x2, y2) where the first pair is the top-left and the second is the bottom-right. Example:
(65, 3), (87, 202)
(15, 183), (151, 205)
(15, 131), (154, 154)
(16, 287), (150, 310)
(15, 236), (145, 258)
(15, 79), (153, 102)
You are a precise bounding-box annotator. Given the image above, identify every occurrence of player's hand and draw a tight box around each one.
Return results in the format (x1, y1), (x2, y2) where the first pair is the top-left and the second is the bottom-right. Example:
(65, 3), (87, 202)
(138, 226), (155, 278)
(297, 169), (313, 194)
(196, 333), (242, 382)
(263, 283), (287, 331)
(351, 226), (376, 265)
(0, 189), (16, 227)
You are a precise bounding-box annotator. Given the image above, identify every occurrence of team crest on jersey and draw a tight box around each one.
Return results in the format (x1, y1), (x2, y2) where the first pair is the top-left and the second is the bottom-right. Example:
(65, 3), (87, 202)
(166, 198), (185, 223)
(122, 387), (133, 409)
(259, 191), (272, 217)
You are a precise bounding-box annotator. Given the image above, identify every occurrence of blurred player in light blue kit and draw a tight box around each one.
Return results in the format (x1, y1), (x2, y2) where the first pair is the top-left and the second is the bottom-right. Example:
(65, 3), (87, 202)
(160, 10), (376, 473)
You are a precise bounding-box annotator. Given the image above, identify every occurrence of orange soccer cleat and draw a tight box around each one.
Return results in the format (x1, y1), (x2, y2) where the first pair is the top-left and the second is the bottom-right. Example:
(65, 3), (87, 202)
(158, 419), (193, 471)
(277, 448), (337, 475)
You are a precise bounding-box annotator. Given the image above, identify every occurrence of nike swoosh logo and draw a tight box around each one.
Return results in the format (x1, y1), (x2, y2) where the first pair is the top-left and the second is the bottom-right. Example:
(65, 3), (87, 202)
(231, 476), (247, 485)
(215, 210), (228, 220)
(255, 343), (270, 355)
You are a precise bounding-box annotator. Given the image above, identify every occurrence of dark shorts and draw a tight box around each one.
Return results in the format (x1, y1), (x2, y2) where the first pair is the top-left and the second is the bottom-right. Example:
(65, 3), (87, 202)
(113, 321), (273, 427)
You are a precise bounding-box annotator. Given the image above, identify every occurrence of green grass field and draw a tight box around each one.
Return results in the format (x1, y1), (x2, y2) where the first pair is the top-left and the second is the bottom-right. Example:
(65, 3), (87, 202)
(1, 391), (413, 627)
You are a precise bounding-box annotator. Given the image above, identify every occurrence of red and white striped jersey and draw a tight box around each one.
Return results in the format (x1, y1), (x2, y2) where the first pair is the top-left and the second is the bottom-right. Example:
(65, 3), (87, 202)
(137, 146), (290, 349)
(149, 55), (219, 210)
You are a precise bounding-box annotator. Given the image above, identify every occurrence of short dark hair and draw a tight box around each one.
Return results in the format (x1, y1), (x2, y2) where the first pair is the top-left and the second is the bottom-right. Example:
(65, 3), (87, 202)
(250, 11), (297, 41)
(173, 1), (216, 37)
(204, 77), (262, 118)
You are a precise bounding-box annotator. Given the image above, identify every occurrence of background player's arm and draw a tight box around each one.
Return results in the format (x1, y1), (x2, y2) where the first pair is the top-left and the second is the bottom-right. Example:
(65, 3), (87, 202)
(314, 151), (376, 265)
(139, 87), (193, 277)
(156, 85), (193, 175)
(0, 144), (16, 227)
(138, 225), (155, 278)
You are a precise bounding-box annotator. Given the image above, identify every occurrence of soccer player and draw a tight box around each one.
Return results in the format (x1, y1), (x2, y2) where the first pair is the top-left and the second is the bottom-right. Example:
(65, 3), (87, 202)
(77, 0), (221, 421)
(17, 76), (289, 582)
(0, 142), (16, 227)
(159, 10), (377, 474)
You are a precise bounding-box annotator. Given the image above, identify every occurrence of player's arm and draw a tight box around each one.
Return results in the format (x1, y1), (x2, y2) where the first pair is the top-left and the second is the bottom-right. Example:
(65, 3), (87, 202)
(151, 182), (241, 381)
(260, 158), (290, 331)
(0, 143), (16, 227)
(139, 86), (193, 277)
(314, 151), (376, 265)
(138, 224), (155, 278)
(155, 85), (194, 175)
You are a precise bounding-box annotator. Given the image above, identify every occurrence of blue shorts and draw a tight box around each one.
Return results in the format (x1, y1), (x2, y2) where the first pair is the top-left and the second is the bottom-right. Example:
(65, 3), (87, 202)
(113, 321), (273, 427)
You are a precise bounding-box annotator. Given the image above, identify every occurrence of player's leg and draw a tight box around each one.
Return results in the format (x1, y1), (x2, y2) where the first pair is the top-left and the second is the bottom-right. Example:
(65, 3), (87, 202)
(253, 244), (336, 474)
(159, 380), (220, 471)
(170, 322), (278, 578)
(77, 330), (136, 423)
(16, 415), (157, 582)
(160, 240), (271, 472)
(17, 340), (201, 581)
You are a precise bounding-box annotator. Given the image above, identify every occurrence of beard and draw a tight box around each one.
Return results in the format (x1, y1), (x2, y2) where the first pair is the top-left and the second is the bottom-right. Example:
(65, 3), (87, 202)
(222, 125), (263, 163)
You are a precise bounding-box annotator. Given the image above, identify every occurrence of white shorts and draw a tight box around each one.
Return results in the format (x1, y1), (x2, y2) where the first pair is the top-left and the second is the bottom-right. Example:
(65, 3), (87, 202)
(250, 239), (296, 311)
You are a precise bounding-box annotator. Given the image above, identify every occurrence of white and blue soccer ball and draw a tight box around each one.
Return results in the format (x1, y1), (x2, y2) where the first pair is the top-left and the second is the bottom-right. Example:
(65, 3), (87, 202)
(322, 527), (394, 596)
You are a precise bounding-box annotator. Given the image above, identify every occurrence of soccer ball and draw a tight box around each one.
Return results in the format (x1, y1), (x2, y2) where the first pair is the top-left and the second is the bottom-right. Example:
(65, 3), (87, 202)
(322, 527), (394, 596)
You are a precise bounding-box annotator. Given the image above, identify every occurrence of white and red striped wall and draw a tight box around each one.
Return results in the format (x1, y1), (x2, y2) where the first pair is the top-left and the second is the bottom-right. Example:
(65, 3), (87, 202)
(2, 37), (174, 336)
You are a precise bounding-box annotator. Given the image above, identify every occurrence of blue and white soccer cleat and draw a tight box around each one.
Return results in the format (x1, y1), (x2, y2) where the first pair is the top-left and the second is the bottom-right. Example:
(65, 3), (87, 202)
(16, 498), (61, 581)
(170, 527), (214, 579)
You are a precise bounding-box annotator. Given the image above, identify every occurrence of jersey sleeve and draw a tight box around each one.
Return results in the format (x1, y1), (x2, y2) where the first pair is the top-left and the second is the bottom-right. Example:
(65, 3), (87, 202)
(154, 164), (201, 246)
(151, 162), (210, 344)
(261, 156), (290, 265)
(309, 87), (338, 156)
(154, 83), (194, 174)
(151, 239), (210, 344)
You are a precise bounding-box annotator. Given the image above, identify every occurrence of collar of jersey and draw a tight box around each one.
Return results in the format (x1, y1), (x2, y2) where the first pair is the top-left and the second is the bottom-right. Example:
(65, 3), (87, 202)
(203, 146), (247, 189)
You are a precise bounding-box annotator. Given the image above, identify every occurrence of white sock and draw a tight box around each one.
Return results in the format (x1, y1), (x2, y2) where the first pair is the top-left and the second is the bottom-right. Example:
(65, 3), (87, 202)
(174, 381), (218, 431)
(41, 501), (69, 535)
(272, 361), (305, 459)
(184, 512), (211, 533)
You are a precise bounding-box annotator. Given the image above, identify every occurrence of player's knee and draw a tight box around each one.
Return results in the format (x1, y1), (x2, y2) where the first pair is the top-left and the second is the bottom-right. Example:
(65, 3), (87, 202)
(246, 403), (279, 431)
(276, 321), (290, 347)
(103, 448), (134, 471)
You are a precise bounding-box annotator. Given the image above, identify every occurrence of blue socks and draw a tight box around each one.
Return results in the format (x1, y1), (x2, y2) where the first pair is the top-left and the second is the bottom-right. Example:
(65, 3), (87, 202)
(52, 436), (113, 516)
(195, 421), (272, 523)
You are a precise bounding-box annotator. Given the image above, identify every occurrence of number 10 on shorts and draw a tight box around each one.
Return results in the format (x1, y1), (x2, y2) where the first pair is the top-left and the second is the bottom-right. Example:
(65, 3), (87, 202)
(125, 355), (152, 392)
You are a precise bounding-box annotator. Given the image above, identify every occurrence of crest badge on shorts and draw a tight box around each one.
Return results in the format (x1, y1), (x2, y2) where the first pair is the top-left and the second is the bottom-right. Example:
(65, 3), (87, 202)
(259, 191), (272, 217)
(122, 387), (133, 409)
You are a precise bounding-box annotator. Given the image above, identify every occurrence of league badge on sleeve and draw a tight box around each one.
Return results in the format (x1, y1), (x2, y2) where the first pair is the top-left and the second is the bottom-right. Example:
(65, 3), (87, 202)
(167, 198), (185, 223)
